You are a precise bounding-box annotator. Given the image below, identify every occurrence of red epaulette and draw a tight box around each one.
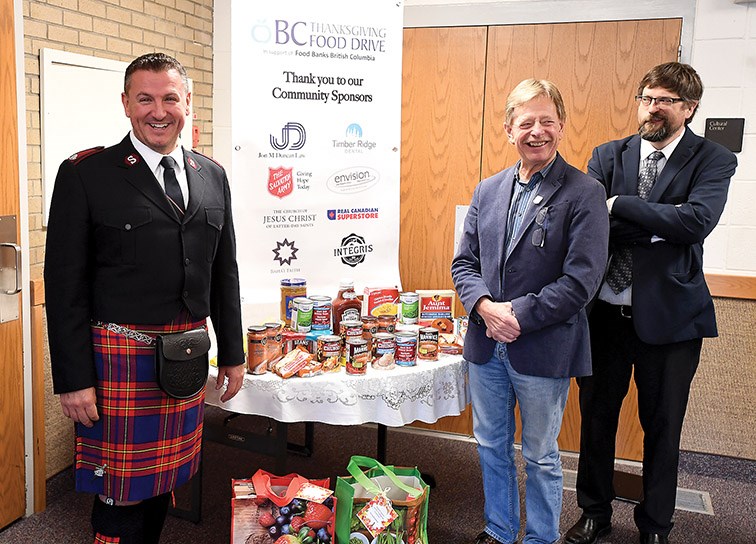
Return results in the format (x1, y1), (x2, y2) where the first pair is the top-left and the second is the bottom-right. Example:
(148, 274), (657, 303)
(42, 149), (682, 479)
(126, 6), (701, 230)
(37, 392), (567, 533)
(67, 146), (105, 165)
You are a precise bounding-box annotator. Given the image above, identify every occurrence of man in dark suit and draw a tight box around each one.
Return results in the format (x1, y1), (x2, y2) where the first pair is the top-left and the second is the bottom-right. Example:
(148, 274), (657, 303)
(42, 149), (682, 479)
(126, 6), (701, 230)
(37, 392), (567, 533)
(452, 79), (609, 544)
(564, 63), (737, 544)
(45, 53), (245, 543)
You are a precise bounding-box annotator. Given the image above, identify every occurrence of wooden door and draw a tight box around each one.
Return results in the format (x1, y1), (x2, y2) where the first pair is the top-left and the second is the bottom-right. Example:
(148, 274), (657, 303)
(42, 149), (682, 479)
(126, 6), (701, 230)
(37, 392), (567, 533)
(0, 0), (26, 529)
(401, 19), (681, 460)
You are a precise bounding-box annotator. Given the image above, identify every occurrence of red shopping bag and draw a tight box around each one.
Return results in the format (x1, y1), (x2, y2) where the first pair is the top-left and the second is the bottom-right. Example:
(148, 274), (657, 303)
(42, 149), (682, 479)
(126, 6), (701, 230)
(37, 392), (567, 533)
(231, 469), (336, 544)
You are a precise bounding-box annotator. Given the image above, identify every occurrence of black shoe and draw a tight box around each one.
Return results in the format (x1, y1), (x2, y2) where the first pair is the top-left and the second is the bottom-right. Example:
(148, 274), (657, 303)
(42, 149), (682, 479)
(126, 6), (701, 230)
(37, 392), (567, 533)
(474, 531), (503, 544)
(563, 515), (611, 544)
(639, 532), (669, 544)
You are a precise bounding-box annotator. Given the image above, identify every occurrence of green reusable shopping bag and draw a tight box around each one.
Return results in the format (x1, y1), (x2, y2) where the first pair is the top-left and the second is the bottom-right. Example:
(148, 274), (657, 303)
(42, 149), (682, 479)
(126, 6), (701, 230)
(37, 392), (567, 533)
(335, 455), (429, 544)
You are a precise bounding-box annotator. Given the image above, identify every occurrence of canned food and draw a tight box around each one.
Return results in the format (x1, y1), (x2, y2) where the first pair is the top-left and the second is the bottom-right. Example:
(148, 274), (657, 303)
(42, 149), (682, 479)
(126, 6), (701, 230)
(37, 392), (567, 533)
(291, 297), (314, 332)
(418, 327), (439, 361)
(373, 332), (396, 361)
(400, 291), (419, 324)
(309, 295), (332, 331)
(346, 338), (370, 375)
(247, 325), (267, 374)
(282, 329), (309, 354)
(395, 331), (418, 366)
(362, 316), (378, 353)
(317, 334), (341, 362)
(339, 319), (363, 365)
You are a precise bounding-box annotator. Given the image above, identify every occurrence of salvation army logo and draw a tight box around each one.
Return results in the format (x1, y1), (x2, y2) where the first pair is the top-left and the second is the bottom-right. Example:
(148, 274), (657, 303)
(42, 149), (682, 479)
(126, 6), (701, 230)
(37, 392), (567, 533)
(268, 166), (293, 198)
(334, 233), (373, 267)
(273, 239), (299, 266)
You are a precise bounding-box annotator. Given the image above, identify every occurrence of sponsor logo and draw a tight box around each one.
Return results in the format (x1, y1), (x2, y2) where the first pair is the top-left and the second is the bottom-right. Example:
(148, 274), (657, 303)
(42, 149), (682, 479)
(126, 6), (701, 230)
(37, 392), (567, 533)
(326, 208), (379, 221)
(268, 166), (294, 198)
(326, 166), (379, 194)
(333, 123), (377, 153)
(263, 209), (317, 229)
(270, 122), (306, 151)
(273, 238), (299, 266)
(334, 233), (373, 267)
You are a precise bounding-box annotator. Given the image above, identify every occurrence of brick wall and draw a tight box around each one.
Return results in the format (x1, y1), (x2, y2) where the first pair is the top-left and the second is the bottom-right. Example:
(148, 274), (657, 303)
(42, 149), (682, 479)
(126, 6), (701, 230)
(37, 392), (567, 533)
(23, 0), (214, 280)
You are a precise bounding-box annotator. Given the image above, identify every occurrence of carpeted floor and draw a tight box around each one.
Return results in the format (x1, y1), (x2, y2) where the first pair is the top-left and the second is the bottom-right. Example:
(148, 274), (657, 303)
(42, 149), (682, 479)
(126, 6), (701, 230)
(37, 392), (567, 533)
(2, 407), (755, 543)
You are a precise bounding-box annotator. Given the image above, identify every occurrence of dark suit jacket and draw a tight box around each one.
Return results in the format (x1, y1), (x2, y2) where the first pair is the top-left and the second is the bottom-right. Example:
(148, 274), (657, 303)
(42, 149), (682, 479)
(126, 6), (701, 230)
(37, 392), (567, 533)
(588, 127), (737, 345)
(451, 154), (609, 378)
(45, 135), (244, 394)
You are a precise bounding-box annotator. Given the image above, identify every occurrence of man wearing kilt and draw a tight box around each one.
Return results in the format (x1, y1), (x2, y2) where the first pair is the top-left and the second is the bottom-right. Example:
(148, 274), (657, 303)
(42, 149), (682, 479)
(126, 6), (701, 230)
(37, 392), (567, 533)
(44, 53), (246, 543)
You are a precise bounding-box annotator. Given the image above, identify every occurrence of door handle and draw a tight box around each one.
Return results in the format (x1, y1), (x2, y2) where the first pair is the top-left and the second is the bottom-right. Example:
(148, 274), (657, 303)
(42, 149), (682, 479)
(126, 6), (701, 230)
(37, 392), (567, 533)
(0, 242), (22, 295)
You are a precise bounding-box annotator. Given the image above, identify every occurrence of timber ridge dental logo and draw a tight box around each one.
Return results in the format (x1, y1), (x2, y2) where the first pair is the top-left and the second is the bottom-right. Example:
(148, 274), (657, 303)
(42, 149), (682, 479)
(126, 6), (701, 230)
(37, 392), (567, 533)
(272, 238), (299, 266)
(333, 123), (377, 154)
(326, 166), (380, 194)
(334, 233), (373, 267)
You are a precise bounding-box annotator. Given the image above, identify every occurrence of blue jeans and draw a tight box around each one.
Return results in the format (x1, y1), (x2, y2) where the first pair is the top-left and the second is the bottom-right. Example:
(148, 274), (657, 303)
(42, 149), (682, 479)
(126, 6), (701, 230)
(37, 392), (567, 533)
(469, 343), (570, 544)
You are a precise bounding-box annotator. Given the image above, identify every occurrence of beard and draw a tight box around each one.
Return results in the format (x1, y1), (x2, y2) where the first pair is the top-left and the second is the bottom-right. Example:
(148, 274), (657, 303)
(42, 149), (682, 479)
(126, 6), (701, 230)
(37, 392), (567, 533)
(639, 113), (676, 142)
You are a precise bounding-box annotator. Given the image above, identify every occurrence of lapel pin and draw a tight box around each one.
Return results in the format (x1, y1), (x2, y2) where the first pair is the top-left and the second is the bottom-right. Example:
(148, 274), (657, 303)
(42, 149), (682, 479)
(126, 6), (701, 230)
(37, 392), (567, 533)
(533, 195), (543, 204)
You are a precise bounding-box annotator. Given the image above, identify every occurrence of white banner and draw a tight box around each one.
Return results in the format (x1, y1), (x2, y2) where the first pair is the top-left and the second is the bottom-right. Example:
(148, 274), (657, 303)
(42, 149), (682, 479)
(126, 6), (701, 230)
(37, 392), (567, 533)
(230, 1), (404, 323)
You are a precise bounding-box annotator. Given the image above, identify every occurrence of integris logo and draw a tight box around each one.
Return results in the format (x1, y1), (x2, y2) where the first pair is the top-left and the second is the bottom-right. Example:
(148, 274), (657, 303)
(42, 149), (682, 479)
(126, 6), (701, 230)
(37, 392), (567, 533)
(333, 233), (373, 268)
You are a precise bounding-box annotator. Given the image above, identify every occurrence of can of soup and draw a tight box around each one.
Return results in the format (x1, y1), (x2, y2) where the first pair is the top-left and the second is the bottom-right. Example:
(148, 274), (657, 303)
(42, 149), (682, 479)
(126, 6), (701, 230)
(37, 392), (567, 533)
(418, 327), (439, 361)
(309, 295), (332, 331)
(395, 331), (418, 366)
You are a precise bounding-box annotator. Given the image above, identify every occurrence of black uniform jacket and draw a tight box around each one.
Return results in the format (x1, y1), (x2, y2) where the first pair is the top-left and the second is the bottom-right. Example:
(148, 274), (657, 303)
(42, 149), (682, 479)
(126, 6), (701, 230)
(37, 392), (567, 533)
(45, 135), (244, 394)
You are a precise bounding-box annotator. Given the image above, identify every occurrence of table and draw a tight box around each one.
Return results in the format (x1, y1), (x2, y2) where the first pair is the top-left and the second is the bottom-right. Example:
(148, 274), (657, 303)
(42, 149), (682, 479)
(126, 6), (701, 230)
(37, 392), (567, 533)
(174, 354), (469, 522)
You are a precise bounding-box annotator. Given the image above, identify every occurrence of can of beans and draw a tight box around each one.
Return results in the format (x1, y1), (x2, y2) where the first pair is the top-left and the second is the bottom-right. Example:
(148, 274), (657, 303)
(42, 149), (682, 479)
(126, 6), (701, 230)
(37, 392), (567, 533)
(346, 338), (370, 375)
(395, 331), (418, 366)
(309, 295), (332, 331)
(400, 291), (419, 324)
(418, 327), (439, 361)
(247, 325), (267, 374)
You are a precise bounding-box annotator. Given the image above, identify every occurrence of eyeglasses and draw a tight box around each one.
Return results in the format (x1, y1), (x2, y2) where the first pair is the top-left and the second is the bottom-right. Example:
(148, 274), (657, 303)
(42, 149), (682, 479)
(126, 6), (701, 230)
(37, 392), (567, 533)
(635, 95), (686, 107)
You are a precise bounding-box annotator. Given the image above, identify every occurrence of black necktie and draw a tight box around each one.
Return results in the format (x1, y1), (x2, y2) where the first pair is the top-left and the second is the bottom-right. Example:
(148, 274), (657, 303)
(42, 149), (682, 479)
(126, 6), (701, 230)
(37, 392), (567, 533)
(605, 150), (664, 294)
(160, 156), (185, 214)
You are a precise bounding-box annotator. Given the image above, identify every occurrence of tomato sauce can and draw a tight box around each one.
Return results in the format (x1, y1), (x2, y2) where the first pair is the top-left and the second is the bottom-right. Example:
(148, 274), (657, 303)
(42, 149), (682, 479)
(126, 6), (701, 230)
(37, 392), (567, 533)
(247, 325), (267, 374)
(309, 295), (332, 331)
(346, 338), (370, 375)
(418, 327), (439, 361)
(395, 331), (418, 366)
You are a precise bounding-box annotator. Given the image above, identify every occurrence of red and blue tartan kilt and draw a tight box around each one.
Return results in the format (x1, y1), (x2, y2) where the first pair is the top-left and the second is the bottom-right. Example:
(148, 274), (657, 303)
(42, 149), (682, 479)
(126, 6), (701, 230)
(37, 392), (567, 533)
(75, 312), (207, 502)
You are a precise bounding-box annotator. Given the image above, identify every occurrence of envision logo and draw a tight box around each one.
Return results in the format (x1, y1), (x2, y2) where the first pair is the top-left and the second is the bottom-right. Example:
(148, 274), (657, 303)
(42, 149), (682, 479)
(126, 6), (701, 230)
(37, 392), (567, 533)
(270, 122), (306, 151)
(326, 167), (379, 194)
(334, 233), (373, 267)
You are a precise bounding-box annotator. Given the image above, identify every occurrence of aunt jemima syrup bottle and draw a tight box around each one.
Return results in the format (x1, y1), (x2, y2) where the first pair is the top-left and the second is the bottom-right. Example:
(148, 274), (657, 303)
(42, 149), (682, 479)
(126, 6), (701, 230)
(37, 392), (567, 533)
(332, 278), (362, 331)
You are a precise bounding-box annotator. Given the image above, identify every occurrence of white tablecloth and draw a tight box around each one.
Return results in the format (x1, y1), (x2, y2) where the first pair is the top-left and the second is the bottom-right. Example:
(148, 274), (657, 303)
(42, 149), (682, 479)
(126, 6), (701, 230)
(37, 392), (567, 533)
(205, 354), (469, 427)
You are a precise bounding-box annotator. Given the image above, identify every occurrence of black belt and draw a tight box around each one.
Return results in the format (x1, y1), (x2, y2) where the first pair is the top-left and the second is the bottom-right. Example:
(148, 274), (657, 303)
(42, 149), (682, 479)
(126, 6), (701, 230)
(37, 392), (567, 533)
(598, 300), (632, 319)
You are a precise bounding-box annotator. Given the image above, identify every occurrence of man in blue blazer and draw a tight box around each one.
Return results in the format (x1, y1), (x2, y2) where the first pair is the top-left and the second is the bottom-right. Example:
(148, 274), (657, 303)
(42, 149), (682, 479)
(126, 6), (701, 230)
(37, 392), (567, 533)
(452, 79), (609, 544)
(564, 63), (737, 544)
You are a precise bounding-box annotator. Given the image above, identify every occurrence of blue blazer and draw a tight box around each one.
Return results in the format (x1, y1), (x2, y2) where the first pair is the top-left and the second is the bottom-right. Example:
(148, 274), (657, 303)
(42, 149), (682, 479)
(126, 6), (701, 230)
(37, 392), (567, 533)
(588, 127), (737, 345)
(452, 154), (609, 378)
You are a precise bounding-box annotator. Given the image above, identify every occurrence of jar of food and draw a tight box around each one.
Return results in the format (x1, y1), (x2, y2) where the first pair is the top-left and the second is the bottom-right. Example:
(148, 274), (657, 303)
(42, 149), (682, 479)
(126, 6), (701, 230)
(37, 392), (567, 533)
(418, 327), (439, 361)
(280, 278), (306, 322)
(345, 338), (369, 375)
(247, 325), (267, 374)
(377, 314), (397, 334)
(264, 322), (283, 369)
(362, 316), (378, 353)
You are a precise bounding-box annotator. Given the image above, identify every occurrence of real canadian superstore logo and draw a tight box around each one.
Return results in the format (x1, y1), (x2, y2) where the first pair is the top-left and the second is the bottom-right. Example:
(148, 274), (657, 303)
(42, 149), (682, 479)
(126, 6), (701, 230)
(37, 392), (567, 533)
(333, 233), (373, 267)
(326, 207), (379, 221)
